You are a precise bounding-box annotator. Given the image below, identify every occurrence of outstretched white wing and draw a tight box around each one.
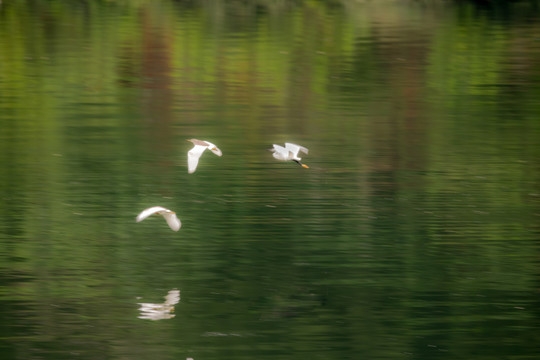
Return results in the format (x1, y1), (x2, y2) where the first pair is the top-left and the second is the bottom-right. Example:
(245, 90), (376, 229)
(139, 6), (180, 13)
(187, 145), (207, 174)
(271, 144), (289, 160)
(162, 211), (181, 231)
(136, 206), (181, 231)
(136, 206), (169, 222)
(285, 143), (308, 156)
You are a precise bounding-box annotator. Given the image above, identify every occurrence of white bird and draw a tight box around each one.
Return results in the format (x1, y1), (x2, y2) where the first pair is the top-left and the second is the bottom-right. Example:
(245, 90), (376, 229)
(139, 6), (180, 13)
(136, 206), (181, 231)
(186, 139), (223, 174)
(269, 142), (309, 168)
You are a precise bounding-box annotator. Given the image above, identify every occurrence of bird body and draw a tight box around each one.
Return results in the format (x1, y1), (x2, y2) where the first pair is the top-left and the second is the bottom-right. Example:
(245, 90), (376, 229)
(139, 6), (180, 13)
(270, 142), (309, 168)
(136, 206), (181, 231)
(187, 139), (222, 174)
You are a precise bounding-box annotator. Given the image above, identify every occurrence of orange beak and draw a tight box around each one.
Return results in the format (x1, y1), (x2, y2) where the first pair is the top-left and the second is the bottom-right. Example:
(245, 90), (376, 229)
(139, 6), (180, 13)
(302, 164), (309, 168)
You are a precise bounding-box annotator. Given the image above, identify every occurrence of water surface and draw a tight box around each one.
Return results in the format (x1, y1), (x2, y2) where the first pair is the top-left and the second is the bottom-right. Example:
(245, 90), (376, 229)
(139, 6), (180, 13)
(1, 1), (539, 359)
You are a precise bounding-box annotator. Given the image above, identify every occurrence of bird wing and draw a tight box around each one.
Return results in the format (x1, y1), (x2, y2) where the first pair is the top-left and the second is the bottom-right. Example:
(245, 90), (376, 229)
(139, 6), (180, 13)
(136, 206), (169, 222)
(188, 139), (210, 146)
(271, 144), (289, 160)
(163, 212), (181, 231)
(187, 145), (207, 174)
(285, 143), (308, 156)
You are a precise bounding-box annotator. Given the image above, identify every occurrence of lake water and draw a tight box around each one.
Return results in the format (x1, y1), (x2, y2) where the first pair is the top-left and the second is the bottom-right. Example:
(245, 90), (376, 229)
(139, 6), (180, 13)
(1, 1), (539, 359)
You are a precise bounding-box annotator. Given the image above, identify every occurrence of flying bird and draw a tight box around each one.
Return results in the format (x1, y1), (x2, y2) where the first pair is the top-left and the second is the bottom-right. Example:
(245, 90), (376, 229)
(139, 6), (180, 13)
(186, 139), (222, 174)
(269, 142), (309, 168)
(136, 206), (181, 231)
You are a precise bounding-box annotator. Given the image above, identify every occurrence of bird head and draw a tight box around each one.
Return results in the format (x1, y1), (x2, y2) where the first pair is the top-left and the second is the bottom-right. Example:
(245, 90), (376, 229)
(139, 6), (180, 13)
(210, 147), (223, 156)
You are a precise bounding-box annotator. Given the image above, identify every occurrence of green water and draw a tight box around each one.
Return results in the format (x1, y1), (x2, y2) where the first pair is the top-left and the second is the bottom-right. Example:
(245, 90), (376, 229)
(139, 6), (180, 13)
(1, 1), (539, 359)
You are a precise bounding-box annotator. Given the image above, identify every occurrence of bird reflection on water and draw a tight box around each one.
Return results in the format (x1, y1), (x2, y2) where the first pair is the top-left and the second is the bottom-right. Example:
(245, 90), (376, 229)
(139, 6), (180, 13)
(137, 289), (180, 320)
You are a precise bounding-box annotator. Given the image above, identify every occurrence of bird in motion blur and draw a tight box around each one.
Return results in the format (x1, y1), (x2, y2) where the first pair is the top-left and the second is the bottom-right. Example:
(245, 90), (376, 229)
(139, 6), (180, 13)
(186, 139), (223, 174)
(269, 142), (309, 168)
(136, 206), (181, 231)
